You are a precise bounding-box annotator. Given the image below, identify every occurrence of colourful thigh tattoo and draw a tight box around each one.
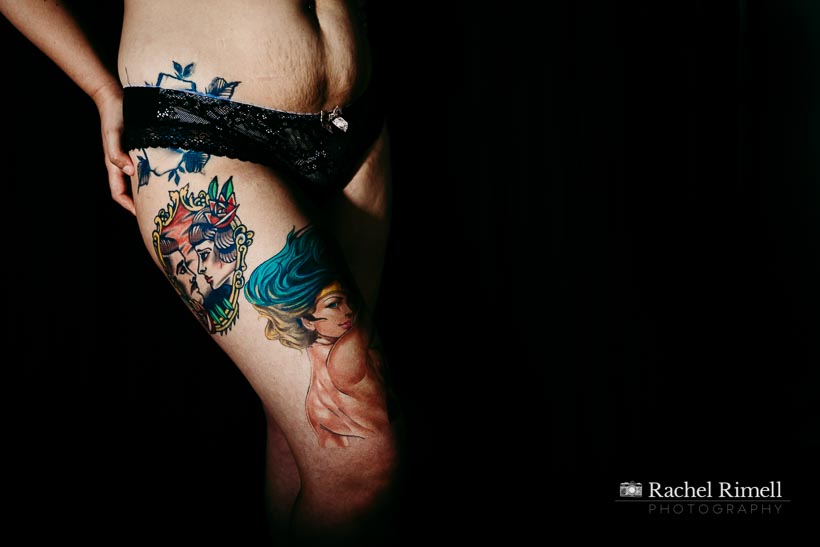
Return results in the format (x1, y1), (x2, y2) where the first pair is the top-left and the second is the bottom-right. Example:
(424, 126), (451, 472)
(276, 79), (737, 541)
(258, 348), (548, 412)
(152, 177), (253, 334)
(245, 226), (390, 448)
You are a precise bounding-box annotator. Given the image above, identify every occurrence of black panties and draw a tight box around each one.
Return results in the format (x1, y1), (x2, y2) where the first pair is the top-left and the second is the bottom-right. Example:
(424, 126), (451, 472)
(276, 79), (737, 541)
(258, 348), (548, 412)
(122, 85), (384, 201)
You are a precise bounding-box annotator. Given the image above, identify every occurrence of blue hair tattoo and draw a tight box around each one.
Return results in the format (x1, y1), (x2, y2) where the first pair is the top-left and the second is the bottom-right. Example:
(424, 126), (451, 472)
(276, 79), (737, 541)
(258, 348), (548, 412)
(244, 225), (338, 348)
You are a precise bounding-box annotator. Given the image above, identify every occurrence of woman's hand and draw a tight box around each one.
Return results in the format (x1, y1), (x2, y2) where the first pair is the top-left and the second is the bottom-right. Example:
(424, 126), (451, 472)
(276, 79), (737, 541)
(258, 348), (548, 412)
(93, 82), (136, 215)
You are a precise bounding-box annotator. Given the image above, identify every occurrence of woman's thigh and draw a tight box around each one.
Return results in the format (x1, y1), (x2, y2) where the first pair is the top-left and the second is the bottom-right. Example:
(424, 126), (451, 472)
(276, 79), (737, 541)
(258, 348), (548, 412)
(127, 131), (398, 521)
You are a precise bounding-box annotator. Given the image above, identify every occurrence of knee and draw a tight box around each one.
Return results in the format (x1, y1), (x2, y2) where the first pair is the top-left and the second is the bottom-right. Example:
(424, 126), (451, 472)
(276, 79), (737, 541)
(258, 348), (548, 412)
(346, 442), (400, 509)
(324, 439), (400, 509)
(293, 436), (401, 534)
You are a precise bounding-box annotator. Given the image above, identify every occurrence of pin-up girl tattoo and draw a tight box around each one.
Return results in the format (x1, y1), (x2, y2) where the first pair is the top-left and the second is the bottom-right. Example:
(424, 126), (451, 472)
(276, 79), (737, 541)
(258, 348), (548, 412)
(245, 226), (389, 447)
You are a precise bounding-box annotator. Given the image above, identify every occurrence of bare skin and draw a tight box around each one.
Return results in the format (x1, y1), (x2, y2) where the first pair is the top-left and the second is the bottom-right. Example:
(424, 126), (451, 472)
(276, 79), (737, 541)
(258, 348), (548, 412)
(119, 1), (372, 114)
(2, 1), (397, 543)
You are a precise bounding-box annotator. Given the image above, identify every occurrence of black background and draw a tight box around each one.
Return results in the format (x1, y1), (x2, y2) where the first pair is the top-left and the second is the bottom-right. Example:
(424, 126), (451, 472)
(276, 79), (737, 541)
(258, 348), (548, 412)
(9, 1), (818, 543)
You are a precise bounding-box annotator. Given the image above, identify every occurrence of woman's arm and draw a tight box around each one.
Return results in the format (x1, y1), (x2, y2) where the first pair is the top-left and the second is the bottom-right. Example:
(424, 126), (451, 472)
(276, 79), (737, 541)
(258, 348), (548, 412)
(1, 0), (136, 213)
(1, 1), (118, 100)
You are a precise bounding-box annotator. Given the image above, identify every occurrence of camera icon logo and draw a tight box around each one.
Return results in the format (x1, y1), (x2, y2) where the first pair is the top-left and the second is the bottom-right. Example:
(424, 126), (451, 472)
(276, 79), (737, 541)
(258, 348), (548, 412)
(620, 481), (642, 498)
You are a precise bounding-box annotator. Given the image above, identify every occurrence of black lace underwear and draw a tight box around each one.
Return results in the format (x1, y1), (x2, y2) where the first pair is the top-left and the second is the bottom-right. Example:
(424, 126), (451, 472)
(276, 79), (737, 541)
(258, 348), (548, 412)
(122, 85), (384, 201)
